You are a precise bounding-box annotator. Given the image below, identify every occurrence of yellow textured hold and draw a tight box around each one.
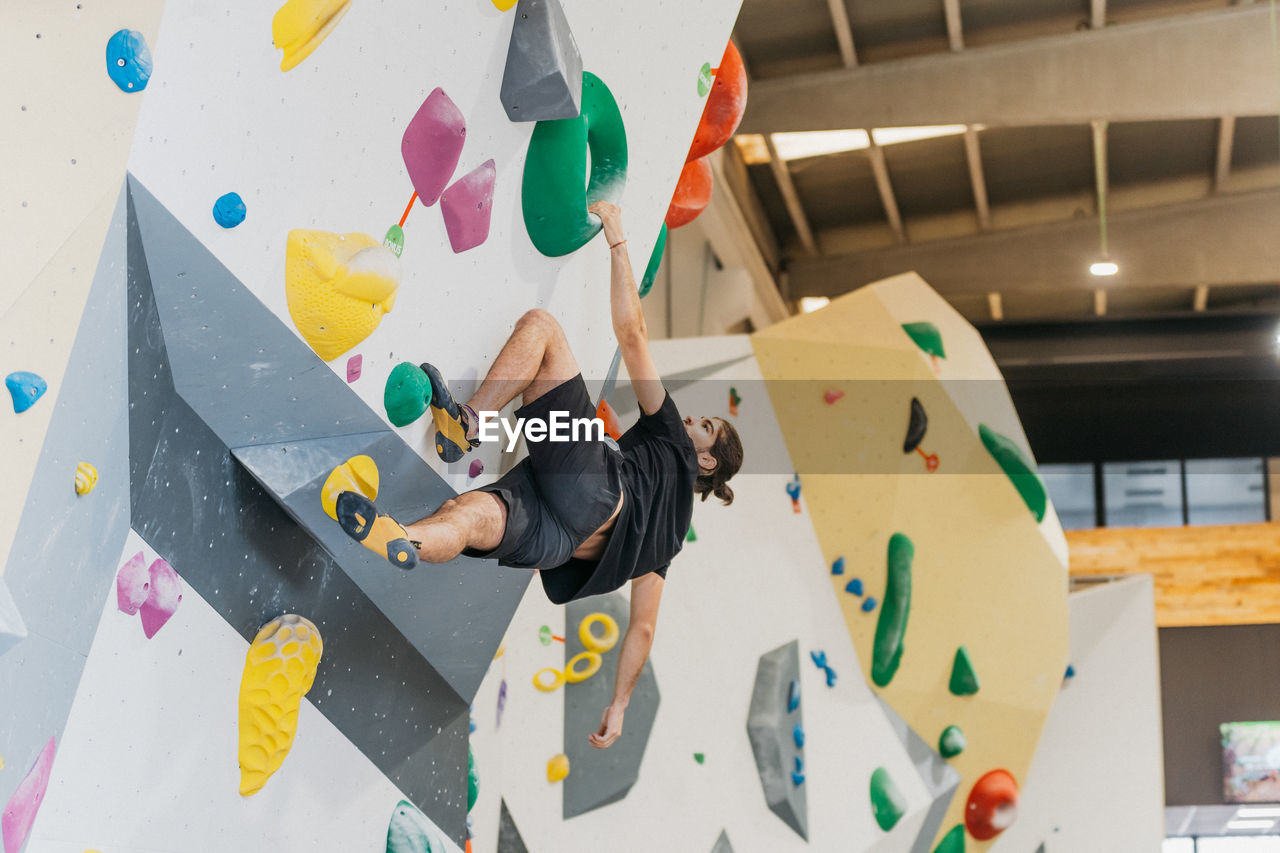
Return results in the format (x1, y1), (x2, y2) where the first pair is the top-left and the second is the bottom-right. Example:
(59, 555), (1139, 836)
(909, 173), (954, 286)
(272, 0), (353, 71)
(74, 461), (98, 495)
(238, 614), (323, 796)
(491, 0), (518, 9)
(320, 454), (379, 521)
(285, 230), (400, 362)
(546, 753), (570, 783)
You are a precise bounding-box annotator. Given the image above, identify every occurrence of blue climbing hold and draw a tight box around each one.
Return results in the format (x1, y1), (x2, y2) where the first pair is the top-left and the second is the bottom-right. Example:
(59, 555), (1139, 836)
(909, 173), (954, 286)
(825, 667), (837, 687)
(469, 717), (477, 734)
(810, 650), (827, 670)
(793, 723), (805, 749)
(791, 770), (805, 786)
(6, 371), (47, 413)
(844, 577), (863, 596)
(861, 596), (878, 613)
(1065, 664), (1075, 679)
(785, 476), (801, 500)
(831, 557), (845, 575)
(106, 29), (152, 93)
(794, 756), (804, 773)
(787, 679), (800, 712)
(212, 192), (247, 228)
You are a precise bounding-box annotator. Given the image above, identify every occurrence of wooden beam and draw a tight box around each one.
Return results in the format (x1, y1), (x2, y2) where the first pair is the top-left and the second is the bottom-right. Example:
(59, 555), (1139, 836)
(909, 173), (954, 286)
(826, 0), (859, 67)
(1094, 288), (1107, 316)
(1193, 283), (1210, 311)
(718, 142), (782, 274)
(943, 0), (965, 51)
(1215, 115), (1236, 194)
(1067, 523), (1280, 627)
(867, 139), (906, 243)
(764, 135), (819, 255)
(963, 126), (991, 230)
(987, 291), (1003, 321)
(1091, 0), (1106, 29)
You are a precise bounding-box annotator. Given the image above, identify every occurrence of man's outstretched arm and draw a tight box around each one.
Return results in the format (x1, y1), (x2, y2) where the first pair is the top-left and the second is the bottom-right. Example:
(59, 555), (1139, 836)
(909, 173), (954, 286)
(589, 571), (663, 749)
(588, 201), (666, 416)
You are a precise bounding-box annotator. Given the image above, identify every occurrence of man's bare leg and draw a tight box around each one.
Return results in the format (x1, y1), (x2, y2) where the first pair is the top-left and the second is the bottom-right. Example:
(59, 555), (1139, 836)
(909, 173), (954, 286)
(404, 491), (508, 562)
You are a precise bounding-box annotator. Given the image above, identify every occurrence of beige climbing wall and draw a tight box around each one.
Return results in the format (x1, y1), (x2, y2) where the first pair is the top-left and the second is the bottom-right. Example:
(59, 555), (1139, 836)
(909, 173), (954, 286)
(751, 272), (1070, 852)
(0, 0), (166, 575)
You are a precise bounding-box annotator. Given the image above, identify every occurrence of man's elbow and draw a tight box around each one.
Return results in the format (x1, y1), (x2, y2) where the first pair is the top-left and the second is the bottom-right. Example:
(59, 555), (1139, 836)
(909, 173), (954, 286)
(627, 622), (656, 646)
(614, 319), (648, 347)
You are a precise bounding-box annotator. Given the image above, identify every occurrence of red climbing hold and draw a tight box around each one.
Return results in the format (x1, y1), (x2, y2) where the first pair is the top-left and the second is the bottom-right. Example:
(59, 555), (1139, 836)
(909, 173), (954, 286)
(824, 390), (844, 405)
(965, 768), (1020, 840)
(665, 157), (713, 229)
(596, 398), (622, 440)
(686, 40), (748, 163)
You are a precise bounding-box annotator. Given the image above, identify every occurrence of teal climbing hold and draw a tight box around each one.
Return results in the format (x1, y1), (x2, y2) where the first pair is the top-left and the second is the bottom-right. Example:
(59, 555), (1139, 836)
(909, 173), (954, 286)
(938, 725), (966, 758)
(467, 746), (479, 812)
(902, 321), (946, 359)
(384, 363), (432, 427)
(212, 192), (246, 228)
(385, 798), (445, 853)
(932, 824), (966, 853)
(978, 423), (1047, 523)
(5, 372), (47, 413)
(949, 646), (980, 696)
(638, 223), (667, 298)
(106, 29), (152, 93)
(871, 533), (913, 688)
(869, 766), (906, 831)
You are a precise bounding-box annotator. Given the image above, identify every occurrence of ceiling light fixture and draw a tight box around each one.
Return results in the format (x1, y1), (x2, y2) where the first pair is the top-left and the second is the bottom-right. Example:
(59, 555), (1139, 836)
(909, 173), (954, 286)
(799, 296), (830, 313)
(1237, 807), (1280, 818)
(1090, 261), (1118, 277)
(1225, 819), (1277, 830)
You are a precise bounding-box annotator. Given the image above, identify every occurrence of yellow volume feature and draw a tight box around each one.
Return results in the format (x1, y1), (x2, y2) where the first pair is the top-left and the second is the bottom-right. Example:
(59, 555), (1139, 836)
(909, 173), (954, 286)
(321, 455), (379, 521)
(272, 0), (353, 71)
(238, 614), (324, 796)
(285, 229), (400, 362)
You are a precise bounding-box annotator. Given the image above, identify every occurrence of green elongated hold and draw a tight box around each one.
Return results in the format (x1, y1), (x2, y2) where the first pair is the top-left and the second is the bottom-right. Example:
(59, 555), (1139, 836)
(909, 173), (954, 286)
(869, 766), (906, 831)
(521, 71), (628, 257)
(933, 824), (966, 853)
(938, 725), (966, 758)
(384, 362), (431, 427)
(638, 222), (667, 298)
(902, 321), (946, 359)
(871, 533), (913, 688)
(949, 646), (980, 696)
(978, 423), (1047, 522)
(467, 746), (479, 812)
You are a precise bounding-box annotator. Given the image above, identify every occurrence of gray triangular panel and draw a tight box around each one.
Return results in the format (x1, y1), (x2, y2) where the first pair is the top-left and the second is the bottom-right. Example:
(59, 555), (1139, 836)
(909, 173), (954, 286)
(497, 799), (531, 853)
(876, 698), (962, 853)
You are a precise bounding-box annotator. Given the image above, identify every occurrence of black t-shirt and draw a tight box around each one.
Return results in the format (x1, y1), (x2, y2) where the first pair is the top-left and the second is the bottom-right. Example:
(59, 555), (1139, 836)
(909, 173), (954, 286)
(539, 392), (698, 604)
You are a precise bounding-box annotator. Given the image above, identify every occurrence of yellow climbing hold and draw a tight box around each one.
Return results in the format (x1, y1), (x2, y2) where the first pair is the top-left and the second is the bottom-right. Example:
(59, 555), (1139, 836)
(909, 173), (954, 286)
(564, 651), (601, 683)
(238, 614), (323, 796)
(0, 754), (5, 769)
(272, 0), (353, 71)
(320, 454), (379, 521)
(547, 753), (570, 783)
(579, 612), (619, 653)
(493, 642), (506, 660)
(74, 462), (98, 496)
(491, 0), (518, 9)
(285, 229), (400, 362)
(532, 667), (565, 692)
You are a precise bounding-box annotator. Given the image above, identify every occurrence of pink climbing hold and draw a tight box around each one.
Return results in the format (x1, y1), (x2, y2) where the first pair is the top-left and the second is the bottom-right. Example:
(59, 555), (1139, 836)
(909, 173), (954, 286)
(401, 88), (466, 207)
(139, 558), (182, 639)
(824, 390), (845, 405)
(346, 354), (362, 383)
(2, 736), (56, 853)
(469, 458), (484, 478)
(115, 551), (150, 615)
(441, 159), (496, 254)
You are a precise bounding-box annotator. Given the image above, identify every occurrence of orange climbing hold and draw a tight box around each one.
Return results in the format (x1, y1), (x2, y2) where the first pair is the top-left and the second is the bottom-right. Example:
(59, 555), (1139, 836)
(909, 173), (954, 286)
(665, 157), (713, 229)
(596, 398), (622, 440)
(964, 768), (1020, 840)
(687, 41), (748, 162)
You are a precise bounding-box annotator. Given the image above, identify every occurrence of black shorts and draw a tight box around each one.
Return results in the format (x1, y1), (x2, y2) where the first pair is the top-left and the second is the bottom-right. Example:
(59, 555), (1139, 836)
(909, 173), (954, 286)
(462, 375), (622, 569)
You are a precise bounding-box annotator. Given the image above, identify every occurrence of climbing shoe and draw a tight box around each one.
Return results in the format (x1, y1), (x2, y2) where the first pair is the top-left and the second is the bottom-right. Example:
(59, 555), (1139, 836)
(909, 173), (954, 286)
(335, 491), (419, 570)
(420, 362), (480, 463)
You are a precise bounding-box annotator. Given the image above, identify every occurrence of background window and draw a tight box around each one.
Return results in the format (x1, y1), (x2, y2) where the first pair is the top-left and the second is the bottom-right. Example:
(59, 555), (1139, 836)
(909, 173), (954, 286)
(1103, 460), (1184, 528)
(1041, 463), (1097, 529)
(1185, 459), (1266, 526)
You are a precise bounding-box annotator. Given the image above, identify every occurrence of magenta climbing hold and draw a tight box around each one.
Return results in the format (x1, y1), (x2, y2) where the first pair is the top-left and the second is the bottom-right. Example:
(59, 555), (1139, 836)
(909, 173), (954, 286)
(441, 159), (496, 253)
(139, 558), (182, 639)
(5, 371), (47, 413)
(115, 551), (150, 615)
(346, 354), (362, 383)
(2, 736), (56, 853)
(469, 458), (484, 478)
(401, 88), (466, 207)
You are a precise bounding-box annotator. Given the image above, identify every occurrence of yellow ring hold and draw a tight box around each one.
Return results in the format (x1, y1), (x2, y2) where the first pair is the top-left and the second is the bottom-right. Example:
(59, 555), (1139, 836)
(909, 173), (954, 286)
(578, 612), (619, 653)
(565, 651), (602, 683)
(546, 752), (570, 783)
(320, 454), (379, 521)
(74, 462), (98, 496)
(533, 667), (565, 692)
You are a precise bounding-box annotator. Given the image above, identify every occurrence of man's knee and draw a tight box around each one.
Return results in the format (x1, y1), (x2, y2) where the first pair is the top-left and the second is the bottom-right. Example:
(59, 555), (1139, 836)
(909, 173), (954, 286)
(517, 308), (561, 337)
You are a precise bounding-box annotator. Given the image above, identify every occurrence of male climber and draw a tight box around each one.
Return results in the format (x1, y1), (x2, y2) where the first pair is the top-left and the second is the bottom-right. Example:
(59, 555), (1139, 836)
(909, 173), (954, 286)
(336, 201), (743, 749)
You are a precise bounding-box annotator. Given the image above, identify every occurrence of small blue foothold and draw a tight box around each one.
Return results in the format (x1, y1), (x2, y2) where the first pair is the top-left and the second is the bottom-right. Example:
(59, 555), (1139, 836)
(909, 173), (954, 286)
(1065, 664), (1075, 679)
(469, 718), (477, 734)
(810, 650), (827, 669)
(212, 192), (247, 228)
(106, 29), (153, 93)
(861, 596), (878, 613)
(845, 577), (863, 596)
(785, 475), (801, 499)
(787, 679), (800, 712)
(831, 557), (845, 575)
(791, 771), (805, 786)
(6, 371), (47, 413)
(793, 723), (805, 749)
(794, 756), (804, 773)
(825, 667), (837, 687)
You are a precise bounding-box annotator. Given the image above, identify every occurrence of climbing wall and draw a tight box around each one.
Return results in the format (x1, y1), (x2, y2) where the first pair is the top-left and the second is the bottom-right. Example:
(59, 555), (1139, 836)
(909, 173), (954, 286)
(0, 0), (744, 850)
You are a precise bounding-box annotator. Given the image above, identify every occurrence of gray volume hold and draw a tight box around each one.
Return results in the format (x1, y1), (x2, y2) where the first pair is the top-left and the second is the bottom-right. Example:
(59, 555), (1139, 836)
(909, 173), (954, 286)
(499, 0), (583, 122)
(710, 830), (735, 853)
(746, 639), (808, 840)
(876, 697), (962, 853)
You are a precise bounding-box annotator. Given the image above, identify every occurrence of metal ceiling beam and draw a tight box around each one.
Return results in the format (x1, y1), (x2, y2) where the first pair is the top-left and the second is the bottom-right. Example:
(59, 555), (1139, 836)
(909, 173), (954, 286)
(1215, 115), (1236, 194)
(866, 138), (906, 243)
(787, 189), (1280, 298)
(1091, 0), (1106, 30)
(963, 126), (991, 229)
(763, 135), (819, 255)
(943, 0), (965, 51)
(738, 6), (1277, 133)
(826, 0), (859, 67)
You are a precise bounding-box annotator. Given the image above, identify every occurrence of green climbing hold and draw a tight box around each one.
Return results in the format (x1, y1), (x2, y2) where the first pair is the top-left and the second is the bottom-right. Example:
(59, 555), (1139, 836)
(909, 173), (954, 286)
(697, 62), (714, 97)
(869, 766), (906, 831)
(383, 224), (405, 258)
(978, 423), (1047, 523)
(685, 524), (697, 543)
(871, 533), (913, 688)
(539, 624), (552, 646)
(938, 725), (966, 758)
(384, 362), (432, 427)
(932, 824), (966, 853)
(638, 222), (667, 298)
(467, 746), (479, 812)
(949, 646), (980, 696)
(693, 752), (705, 764)
(385, 798), (445, 853)
(902, 321), (946, 359)
(521, 71), (628, 257)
